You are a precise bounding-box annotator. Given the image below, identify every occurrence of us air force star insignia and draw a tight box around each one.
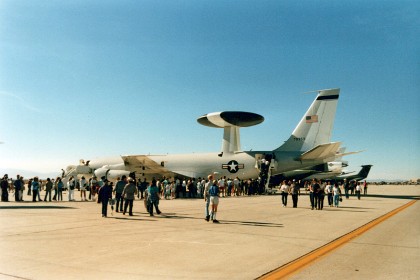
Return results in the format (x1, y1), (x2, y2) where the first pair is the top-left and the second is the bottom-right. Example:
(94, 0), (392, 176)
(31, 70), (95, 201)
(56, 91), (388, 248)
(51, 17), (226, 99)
(222, 160), (244, 173)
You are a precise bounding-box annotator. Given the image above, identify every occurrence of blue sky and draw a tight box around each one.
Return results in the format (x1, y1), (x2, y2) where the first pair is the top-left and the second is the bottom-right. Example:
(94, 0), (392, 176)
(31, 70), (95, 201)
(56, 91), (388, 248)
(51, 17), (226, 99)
(0, 0), (419, 180)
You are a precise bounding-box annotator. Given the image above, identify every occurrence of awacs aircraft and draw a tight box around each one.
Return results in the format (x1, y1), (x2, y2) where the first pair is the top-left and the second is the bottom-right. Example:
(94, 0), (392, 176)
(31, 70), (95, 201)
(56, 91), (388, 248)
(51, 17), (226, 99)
(63, 88), (346, 183)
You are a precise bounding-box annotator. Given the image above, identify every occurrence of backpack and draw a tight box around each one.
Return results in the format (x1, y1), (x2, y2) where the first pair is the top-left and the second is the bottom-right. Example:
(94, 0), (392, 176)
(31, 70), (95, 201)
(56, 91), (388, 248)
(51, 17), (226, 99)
(209, 185), (218, 196)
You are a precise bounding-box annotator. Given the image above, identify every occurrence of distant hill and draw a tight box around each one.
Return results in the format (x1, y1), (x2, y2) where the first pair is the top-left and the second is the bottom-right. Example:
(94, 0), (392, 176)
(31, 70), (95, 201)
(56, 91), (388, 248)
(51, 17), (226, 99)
(0, 168), (61, 179)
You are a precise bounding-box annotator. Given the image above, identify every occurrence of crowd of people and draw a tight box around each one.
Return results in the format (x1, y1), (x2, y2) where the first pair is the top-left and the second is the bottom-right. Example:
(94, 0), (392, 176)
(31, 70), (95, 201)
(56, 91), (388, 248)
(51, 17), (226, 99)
(278, 178), (368, 210)
(1, 173), (368, 221)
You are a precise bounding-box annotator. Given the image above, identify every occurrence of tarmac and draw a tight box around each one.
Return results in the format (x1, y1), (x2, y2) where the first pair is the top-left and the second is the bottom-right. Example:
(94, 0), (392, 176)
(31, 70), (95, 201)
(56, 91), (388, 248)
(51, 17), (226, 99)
(0, 185), (419, 280)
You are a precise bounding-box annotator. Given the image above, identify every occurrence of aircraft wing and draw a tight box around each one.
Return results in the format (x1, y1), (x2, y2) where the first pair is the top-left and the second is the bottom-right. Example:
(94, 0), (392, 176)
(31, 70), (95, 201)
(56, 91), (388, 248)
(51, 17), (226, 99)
(335, 150), (364, 157)
(299, 142), (341, 161)
(121, 155), (175, 178)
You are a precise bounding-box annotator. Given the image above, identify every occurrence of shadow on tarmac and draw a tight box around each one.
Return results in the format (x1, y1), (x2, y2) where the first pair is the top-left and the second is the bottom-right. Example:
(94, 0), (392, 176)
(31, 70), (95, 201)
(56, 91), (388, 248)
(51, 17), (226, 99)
(0, 205), (76, 209)
(364, 194), (420, 200)
(111, 212), (284, 228)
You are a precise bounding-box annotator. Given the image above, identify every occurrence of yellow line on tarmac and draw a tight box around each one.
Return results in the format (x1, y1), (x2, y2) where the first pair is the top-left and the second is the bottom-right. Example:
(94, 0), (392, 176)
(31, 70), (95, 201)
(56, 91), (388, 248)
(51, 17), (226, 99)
(258, 199), (417, 280)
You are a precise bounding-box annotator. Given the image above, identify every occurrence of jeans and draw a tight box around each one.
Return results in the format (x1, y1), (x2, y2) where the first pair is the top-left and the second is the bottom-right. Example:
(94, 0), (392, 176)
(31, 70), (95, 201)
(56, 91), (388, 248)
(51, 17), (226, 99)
(309, 192), (315, 209)
(15, 188), (20, 201)
(317, 194), (325, 210)
(148, 199), (160, 215)
(44, 190), (52, 201)
(32, 190), (38, 202)
(281, 192), (288, 206)
(124, 199), (134, 215)
(291, 194), (298, 208)
(327, 193), (333, 206)
(205, 195), (210, 217)
(115, 193), (123, 211)
(102, 198), (109, 216)
(57, 189), (63, 201)
(334, 194), (340, 207)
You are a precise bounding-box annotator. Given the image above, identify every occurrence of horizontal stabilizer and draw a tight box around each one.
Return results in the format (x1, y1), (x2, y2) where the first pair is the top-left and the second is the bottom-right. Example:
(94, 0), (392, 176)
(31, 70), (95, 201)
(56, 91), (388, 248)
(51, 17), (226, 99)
(299, 142), (341, 161)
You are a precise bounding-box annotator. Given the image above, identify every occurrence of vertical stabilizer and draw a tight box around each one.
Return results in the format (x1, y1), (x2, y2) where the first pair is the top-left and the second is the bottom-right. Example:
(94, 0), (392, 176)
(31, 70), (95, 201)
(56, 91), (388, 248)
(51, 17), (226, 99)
(357, 165), (372, 179)
(276, 88), (340, 152)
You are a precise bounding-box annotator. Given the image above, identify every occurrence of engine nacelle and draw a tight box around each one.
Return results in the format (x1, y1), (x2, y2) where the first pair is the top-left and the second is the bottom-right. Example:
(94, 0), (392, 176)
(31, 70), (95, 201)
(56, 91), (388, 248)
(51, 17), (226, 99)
(94, 168), (130, 180)
(107, 170), (131, 179)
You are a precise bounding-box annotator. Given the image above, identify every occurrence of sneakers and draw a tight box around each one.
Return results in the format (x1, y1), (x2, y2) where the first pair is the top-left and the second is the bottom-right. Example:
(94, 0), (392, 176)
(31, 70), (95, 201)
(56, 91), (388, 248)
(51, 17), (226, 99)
(205, 216), (210, 222)
(213, 220), (220, 223)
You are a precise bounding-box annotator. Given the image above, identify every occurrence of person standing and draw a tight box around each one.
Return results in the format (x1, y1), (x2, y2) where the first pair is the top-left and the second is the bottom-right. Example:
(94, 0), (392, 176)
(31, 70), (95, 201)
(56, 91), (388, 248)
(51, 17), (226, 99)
(209, 179), (220, 223)
(68, 176), (75, 201)
(147, 179), (161, 216)
(317, 182), (325, 210)
(1, 174), (9, 202)
(204, 175), (213, 221)
(19, 176), (25, 201)
(31, 177), (40, 202)
(27, 178), (32, 196)
(325, 181), (333, 207)
(79, 176), (87, 201)
(114, 176), (127, 212)
(122, 177), (138, 216)
(98, 179), (112, 217)
(363, 180), (368, 196)
(44, 178), (53, 202)
(13, 175), (23, 202)
(290, 180), (300, 208)
(355, 182), (362, 200)
(333, 182), (341, 207)
(344, 179), (350, 199)
(57, 177), (64, 201)
(311, 179), (321, 210)
(139, 178), (148, 200)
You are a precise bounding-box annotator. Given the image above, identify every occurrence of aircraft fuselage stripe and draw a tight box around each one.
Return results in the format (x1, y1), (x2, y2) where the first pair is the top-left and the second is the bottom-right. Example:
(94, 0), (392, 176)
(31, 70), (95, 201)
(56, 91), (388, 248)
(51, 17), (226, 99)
(317, 95), (339, 101)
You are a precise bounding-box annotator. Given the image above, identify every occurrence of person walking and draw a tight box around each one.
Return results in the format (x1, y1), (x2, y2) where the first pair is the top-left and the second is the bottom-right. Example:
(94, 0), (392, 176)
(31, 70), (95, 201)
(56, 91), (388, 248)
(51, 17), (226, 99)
(98, 179), (112, 217)
(147, 179), (161, 216)
(122, 177), (138, 216)
(290, 180), (300, 208)
(280, 180), (289, 207)
(114, 176), (127, 212)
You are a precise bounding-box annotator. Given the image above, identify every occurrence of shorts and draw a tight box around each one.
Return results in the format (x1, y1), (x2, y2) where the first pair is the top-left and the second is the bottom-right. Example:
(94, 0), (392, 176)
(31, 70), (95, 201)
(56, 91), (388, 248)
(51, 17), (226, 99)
(210, 196), (219, 205)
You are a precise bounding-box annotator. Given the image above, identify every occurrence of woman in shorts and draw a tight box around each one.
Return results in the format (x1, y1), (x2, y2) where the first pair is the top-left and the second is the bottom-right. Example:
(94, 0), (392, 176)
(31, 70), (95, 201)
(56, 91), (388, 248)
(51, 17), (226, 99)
(209, 179), (220, 223)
